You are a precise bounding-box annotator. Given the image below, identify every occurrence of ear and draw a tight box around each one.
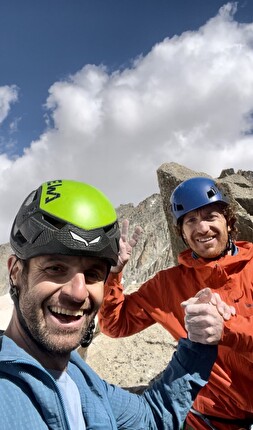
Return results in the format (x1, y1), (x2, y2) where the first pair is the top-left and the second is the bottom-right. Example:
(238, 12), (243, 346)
(181, 228), (188, 245)
(181, 228), (187, 241)
(8, 255), (22, 285)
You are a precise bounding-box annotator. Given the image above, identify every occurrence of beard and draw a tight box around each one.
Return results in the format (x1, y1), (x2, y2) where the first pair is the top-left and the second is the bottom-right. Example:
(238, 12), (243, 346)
(18, 292), (98, 356)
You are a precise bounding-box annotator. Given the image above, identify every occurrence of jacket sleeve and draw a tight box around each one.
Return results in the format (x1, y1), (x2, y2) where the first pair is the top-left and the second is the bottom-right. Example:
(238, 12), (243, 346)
(99, 272), (157, 337)
(106, 338), (217, 429)
(99, 270), (187, 340)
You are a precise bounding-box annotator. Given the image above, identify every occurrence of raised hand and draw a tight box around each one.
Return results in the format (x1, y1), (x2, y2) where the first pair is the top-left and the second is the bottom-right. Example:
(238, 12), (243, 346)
(111, 219), (143, 273)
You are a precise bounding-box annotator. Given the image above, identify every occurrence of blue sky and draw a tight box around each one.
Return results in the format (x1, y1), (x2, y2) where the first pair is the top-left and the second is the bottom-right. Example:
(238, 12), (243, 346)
(1, 0), (253, 152)
(1, 1), (253, 243)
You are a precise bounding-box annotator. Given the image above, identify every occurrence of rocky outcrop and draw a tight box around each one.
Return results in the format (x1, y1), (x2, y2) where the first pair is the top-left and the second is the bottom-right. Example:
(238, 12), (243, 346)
(116, 193), (173, 287)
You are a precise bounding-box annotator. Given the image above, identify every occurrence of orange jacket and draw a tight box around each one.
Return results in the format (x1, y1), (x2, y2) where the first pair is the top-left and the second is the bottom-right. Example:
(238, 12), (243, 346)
(99, 241), (253, 430)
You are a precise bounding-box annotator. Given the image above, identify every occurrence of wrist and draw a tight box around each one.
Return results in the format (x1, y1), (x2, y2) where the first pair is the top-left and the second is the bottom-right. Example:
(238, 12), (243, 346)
(110, 266), (123, 273)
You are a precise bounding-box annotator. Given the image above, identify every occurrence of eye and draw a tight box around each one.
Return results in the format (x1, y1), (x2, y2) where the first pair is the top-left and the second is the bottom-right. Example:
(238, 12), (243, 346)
(184, 216), (197, 225)
(44, 264), (67, 275)
(205, 212), (218, 221)
(84, 269), (107, 283)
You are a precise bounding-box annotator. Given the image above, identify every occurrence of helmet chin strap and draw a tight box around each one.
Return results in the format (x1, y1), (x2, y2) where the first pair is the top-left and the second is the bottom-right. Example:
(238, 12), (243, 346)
(225, 233), (234, 254)
(9, 272), (53, 353)
(80, 319), (95, 347)
(8, 258), (31, 338)
(9, 278), (34, 340)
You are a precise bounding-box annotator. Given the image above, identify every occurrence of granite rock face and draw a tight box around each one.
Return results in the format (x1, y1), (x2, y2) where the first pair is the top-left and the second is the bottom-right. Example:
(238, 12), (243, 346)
(116, 193), (173, 287)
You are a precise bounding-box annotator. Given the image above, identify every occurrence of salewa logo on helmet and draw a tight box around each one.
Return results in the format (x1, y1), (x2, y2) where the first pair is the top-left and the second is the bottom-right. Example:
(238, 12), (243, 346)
(70, 231), (101, 246)
(45, 180), (63, 203)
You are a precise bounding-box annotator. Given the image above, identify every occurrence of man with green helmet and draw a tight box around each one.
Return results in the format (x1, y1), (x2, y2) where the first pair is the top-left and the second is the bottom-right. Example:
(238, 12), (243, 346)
(0, 178), (224, 430)
(99, 176), (253, 430)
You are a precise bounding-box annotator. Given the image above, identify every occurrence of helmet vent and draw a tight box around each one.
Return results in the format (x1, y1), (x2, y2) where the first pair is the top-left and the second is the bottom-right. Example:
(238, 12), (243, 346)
(104, 224), (112, 233)
(24, 190), (38, 206)
(43, 214), (66, 230)
(207, 187), (218, 199)
(104, 222), (118, 237)
(15, 230), (27, 246)
(175, 204), (184, 211)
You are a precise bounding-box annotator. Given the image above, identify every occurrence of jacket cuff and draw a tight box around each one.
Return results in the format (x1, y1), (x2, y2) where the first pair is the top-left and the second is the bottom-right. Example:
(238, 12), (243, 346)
(177, 338), (217, 380)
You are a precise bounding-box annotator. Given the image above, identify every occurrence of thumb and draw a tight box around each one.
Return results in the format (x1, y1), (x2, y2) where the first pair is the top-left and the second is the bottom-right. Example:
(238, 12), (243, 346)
(195, 287), (212, 304)
(181, 287), (212, 308)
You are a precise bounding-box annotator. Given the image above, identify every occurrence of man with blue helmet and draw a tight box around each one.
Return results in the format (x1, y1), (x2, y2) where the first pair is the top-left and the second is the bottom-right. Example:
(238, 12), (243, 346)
(99, 176), (253, 430)
(0, 179), (223, 430)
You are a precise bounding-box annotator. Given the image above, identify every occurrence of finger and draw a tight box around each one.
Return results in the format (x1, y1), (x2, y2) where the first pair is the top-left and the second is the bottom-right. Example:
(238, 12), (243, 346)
(213, 294), (226, 314)
(121, 219), (129, 242)
(210, 292), (221, 306)
(133, 226), (143, 239)
(195, 287), (212, 297)
(212, 293), (236, 319)
(181, 288), (213, 308)
(181, 297), (198, 308)
(216, 302), (230, 318)
(186, 316), (223, 345)
(230, 306), (236, 316)
(217, 306), (236, 321)
(185, 313), (219, 328)
(184, 303), (218, 316)
(129, 226), (143, 247)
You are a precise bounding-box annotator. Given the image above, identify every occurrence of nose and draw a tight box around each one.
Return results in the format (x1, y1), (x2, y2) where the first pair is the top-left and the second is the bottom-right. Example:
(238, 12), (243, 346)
(61, 272), (89, 303)
(197, 220), (210, 234)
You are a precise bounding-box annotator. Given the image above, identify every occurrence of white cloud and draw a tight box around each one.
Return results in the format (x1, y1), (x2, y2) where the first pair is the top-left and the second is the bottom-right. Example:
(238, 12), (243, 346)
(0, 85), (18, 125)
(1, 2), (253, 243)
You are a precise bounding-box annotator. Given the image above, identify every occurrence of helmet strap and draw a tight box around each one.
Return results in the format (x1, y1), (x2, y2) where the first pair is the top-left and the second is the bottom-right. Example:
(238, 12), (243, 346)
(9, 276), (33, 339)
(221, 232), (234, 257)
(80, 319), (95, 348)
(9, 262), (41, 345)
(9, 257), (21, 302)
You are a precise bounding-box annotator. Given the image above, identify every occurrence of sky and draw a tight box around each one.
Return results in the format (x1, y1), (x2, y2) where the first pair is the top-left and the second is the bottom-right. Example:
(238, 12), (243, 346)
(1, 0), (253, 244)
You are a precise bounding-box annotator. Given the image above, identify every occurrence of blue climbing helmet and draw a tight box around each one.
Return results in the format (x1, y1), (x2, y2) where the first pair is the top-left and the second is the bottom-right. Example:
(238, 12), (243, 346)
(170, 177), (229, 225)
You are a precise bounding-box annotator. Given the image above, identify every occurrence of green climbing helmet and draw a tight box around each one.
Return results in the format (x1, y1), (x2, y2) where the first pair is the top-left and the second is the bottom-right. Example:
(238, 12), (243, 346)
(10, 179), (120, 265)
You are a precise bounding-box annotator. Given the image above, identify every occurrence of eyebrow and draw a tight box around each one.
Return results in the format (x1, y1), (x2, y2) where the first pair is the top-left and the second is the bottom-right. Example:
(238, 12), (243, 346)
(39, 255), (107, 270)
(39, 255), (68, 263)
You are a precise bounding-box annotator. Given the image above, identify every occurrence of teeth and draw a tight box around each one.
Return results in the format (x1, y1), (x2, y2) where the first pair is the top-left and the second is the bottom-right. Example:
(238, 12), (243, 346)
(197, 237), (214, 243)
(50, 306), (84, 317)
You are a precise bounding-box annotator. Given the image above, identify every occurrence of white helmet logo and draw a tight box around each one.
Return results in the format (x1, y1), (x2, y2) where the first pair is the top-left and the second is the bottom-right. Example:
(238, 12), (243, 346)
(70, 231), (101, 246)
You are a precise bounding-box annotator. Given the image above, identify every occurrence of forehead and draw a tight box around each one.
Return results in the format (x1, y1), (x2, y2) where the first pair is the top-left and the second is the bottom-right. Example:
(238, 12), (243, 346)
(183, 203), (224, 219)
(29, 254), (108, 269)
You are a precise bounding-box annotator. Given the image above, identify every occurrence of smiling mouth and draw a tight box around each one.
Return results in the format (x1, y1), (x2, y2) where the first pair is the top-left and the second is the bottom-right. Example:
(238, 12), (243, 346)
(48, 306), (84, 322)
(197, 237), (215, 243)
